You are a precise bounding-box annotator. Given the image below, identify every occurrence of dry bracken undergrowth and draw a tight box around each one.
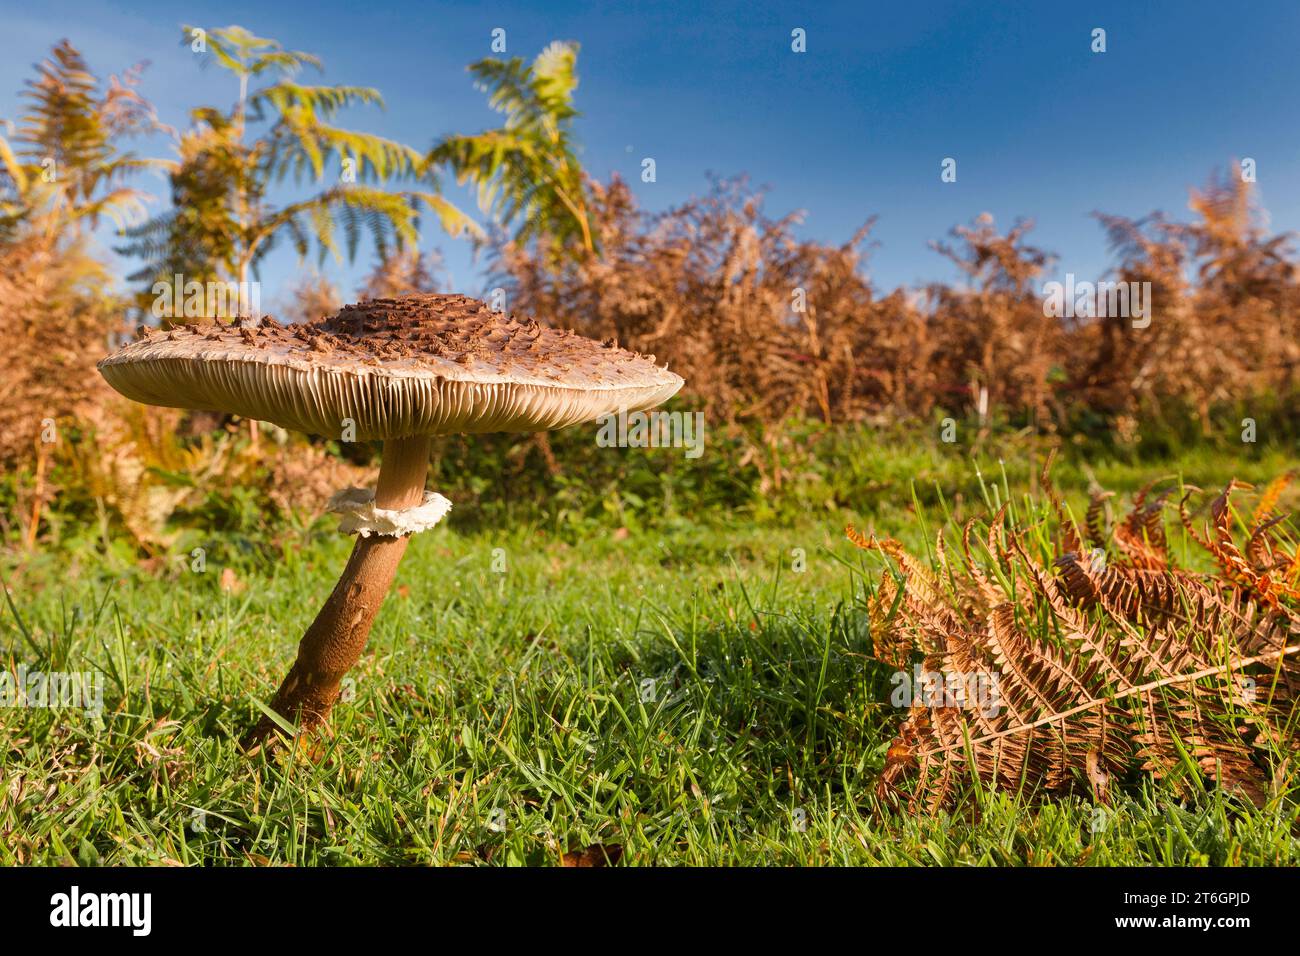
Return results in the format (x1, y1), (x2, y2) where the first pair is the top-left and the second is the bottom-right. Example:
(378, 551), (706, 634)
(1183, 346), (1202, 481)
(502, 171), (1300, 436)
(849, 459), (1300, 814)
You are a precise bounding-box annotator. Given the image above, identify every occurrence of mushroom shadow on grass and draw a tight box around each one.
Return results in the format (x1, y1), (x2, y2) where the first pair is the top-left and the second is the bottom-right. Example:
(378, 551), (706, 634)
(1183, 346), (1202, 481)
(97, 293), (683, 749)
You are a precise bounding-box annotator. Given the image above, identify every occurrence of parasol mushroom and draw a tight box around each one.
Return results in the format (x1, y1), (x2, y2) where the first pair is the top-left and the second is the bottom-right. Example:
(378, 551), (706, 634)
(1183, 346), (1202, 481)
(97, 293), (683, 747)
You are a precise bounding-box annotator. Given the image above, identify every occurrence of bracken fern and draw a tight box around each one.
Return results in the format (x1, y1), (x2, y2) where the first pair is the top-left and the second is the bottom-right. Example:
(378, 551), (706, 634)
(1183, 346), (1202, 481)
(850, 456), (1300, 814)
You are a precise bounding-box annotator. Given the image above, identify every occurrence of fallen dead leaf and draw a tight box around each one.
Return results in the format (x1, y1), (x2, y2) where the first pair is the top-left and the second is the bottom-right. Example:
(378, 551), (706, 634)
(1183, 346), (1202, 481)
(560, 844), (623, 867)
(1086, 749), (1110, 805)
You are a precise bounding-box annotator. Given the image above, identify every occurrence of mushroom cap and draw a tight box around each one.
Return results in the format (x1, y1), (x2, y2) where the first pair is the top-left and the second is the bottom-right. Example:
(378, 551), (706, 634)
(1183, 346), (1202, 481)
(97, 294), (684, 440)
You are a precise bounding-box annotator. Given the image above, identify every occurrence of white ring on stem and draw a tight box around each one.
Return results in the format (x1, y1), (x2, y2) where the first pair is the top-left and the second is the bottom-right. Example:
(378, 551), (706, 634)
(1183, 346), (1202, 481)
(326, 487), (452, 537)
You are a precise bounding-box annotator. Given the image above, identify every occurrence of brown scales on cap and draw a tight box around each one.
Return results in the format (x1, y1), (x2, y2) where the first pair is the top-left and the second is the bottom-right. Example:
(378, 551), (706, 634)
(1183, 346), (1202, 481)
(99, 293), (682, 440)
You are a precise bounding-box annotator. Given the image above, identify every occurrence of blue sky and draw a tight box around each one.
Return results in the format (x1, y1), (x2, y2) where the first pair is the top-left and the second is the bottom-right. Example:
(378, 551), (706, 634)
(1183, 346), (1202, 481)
(3, 0), (1298, 312)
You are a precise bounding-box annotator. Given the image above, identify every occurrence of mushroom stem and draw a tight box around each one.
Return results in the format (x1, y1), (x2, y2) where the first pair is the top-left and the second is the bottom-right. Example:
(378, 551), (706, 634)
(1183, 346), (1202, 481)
(243, 435), (432, 748)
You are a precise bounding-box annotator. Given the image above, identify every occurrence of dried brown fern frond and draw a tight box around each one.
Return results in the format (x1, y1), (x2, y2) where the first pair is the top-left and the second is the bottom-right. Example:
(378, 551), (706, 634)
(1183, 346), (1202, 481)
(852, 469), (1300, 814)
(1113, 481), (1173, 570)
(1084, 489), (1114, 553)
(1039, 450), (1082, 557)
(1252, 472), (1295, 529)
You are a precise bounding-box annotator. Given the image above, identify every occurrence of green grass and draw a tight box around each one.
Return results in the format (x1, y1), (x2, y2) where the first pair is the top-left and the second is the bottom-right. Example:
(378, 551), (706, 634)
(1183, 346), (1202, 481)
(2, 435), (1298, 865)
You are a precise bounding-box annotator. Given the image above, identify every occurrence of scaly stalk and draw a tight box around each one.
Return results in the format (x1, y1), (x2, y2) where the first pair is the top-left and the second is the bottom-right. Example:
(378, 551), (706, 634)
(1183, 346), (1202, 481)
(242, 435), (431, 748)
